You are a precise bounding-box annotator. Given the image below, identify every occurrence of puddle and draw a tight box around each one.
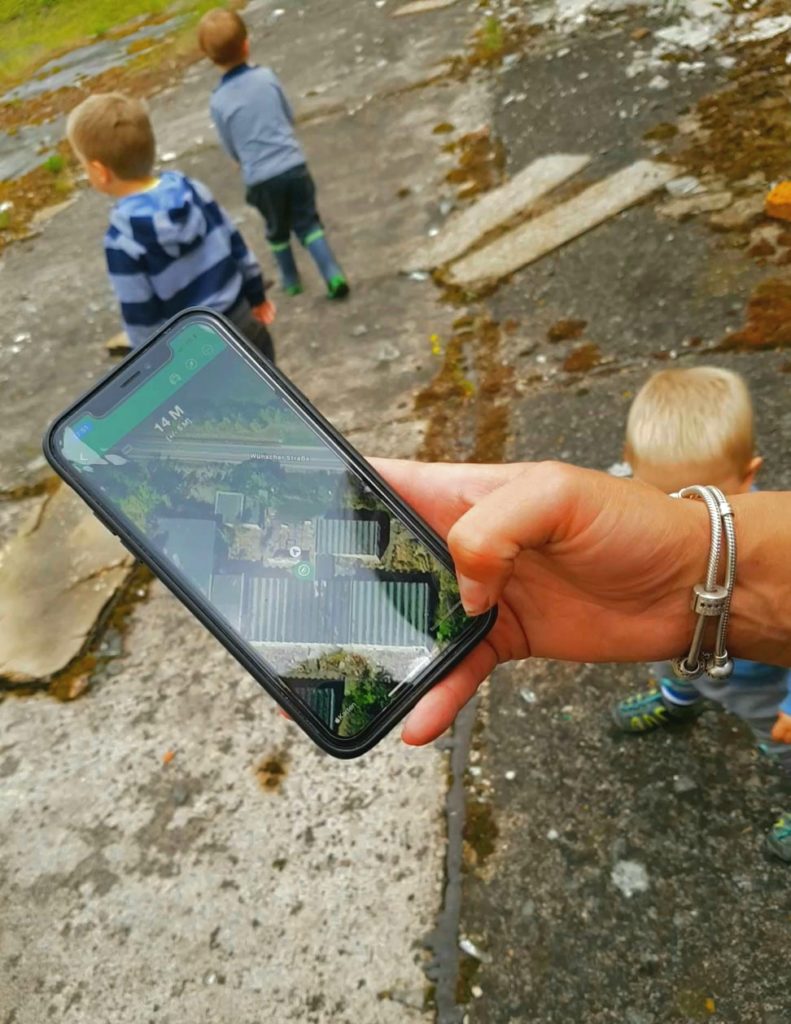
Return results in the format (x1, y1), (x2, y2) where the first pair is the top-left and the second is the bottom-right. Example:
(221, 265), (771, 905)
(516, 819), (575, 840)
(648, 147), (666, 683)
(0, 122), (62, 181)
(0, 13), (184, 185)
(1, 15), (184, 105)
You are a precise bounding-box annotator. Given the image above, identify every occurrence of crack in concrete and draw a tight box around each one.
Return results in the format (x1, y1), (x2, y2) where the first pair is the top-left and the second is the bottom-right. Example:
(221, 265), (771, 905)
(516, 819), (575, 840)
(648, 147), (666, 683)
(63, 559), (131, 592)
(424, 695), (480, 1024)
(0, 474), (59, 506)
(0, 562), (151, 694)
(12, 478), (65, 541)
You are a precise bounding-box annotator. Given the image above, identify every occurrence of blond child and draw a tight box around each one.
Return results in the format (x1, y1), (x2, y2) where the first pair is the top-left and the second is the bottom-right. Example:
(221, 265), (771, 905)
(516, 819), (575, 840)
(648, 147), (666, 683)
(66, 93), (275, 357)
(611, 367), (791, 861)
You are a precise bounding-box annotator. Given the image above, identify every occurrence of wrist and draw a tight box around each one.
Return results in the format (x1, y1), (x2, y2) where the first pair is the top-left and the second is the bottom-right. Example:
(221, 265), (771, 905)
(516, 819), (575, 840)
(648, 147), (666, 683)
(727, 492), (791, 665)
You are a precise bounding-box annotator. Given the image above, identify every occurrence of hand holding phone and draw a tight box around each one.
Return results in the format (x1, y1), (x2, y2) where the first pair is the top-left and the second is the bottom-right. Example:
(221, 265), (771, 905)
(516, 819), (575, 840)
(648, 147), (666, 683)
(44, 310), (495, 757)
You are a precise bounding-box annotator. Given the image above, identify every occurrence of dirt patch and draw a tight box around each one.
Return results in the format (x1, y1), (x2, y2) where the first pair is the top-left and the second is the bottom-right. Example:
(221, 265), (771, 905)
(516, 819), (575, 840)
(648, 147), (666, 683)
(548, 317), (587, 343)
(50, 562), (152, 701)
(455, 953), (482, 1004)
(717, 273), (791, 349)
(462, 799), (499, 870)
(451, 12), (541, 77)
(1, 44), (190, 136)
(670, 35), (791, 184)
(0, 141), (76, 251)
(0, 473), (60, 504)
(643, 122), (678, 143)
(0, 4), (239, 247)
(415, 314), (514, 463)
(563, 342), (604, 372)
(255, 752), (289, 792)
(442, 125), (506, 201)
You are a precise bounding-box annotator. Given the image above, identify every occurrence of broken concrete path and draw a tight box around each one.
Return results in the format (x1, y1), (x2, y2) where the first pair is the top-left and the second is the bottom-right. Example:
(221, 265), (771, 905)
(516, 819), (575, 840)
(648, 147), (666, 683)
(0, 484), (134, 682)
(393, 0), (460, 15)
(406, 153), (591, 271)
(447, 160), (678, 286)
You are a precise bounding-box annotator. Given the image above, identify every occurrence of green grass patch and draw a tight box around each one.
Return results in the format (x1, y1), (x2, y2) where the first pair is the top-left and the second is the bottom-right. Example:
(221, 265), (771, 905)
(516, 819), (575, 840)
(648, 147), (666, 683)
(480, 15), (504, 55)
(42, 151), (65, 173)
(0, 0), (219, 87)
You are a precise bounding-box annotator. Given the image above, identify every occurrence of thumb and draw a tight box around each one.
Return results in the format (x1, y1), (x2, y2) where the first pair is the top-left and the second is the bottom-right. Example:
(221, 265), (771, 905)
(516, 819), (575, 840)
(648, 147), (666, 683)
(448, 462), (579, 614)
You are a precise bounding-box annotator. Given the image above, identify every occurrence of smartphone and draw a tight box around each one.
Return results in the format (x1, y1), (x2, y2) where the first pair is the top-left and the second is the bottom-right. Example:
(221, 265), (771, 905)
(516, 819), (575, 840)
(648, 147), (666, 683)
(43, 309), (496, 757)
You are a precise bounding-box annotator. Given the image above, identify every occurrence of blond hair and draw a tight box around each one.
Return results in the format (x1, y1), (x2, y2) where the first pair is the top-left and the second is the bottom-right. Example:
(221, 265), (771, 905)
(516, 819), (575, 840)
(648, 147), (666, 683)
(66, 93), (155, 180)
(198, 8), (248, 66)
(625, 367), (755, 471)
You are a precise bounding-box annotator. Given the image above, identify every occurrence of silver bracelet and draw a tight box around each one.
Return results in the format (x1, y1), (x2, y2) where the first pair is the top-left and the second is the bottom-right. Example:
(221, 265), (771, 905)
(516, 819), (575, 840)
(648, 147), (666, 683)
(670, 485), (736, 681)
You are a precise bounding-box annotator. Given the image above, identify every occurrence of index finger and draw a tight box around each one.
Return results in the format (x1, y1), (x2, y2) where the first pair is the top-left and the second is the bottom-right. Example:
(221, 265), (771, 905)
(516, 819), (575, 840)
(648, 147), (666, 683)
(367, 458), (524, 541)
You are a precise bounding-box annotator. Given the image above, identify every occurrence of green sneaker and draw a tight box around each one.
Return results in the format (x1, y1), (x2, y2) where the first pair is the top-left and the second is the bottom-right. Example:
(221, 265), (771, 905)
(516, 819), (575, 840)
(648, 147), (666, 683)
(766, 813), (791, 863)
(327, 275), (350, 300)
(284, 283), (304, 296)
(611, 687), (704, 734)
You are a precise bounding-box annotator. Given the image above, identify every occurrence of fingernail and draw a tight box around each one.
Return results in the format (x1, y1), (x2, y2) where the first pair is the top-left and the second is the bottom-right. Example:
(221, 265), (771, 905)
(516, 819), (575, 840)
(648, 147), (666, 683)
(457, 574), (490, 615)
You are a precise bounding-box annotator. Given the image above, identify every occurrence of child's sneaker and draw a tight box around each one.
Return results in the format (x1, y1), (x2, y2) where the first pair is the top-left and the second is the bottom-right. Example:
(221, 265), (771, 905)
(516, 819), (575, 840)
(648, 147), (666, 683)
(766, 813), (791, 863)
(284, 283), (304, 296)
(611, 687), (704, 734)
(327, 275), (350, 300)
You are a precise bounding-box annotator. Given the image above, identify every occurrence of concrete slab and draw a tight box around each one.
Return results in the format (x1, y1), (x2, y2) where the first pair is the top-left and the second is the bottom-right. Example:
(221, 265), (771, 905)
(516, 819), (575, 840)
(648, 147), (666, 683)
(406, 153), (591, 270)
(0, 0), (477, 493)
(0, 2), (492, 1019)
(0, 484), (134, 682)
(0, 579), (445, 1024)
(393, 0), (460, 16)
(447, 160), (678, 286)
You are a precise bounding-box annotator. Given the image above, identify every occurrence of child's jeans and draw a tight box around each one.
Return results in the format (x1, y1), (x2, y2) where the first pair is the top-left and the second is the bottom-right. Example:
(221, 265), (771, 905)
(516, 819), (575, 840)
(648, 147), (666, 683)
(653, 660), (791, 774)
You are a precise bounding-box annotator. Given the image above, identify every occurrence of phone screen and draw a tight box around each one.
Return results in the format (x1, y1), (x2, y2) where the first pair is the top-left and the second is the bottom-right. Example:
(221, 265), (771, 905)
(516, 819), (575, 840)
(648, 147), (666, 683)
(54, 319), (473, 740)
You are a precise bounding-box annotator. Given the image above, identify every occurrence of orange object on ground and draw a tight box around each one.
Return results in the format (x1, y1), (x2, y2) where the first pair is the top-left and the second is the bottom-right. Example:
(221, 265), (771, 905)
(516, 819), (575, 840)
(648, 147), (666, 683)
(765, 181), (791, 221)
(162, 749), (175, 765)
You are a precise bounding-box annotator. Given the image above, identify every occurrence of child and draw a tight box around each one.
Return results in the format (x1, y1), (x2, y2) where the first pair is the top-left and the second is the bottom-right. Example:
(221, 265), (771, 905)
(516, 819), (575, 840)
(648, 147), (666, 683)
(611, 367), (791, 862)
(66, 92), (275, 359)
(198, 8), (349, 300)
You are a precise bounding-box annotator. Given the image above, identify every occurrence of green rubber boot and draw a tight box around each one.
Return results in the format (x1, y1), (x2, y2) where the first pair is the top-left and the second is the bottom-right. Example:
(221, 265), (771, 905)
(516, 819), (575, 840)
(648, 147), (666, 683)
(327, 274), (350, 300)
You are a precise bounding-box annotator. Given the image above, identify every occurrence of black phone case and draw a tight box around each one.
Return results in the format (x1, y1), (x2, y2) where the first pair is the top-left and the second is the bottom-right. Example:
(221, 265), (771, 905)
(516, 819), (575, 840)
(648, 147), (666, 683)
(42, 308), (498, 758)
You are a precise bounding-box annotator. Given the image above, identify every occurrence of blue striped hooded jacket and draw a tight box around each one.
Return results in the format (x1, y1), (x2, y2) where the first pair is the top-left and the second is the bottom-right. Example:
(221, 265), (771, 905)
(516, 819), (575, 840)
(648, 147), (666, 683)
(105, 171), (265, 347)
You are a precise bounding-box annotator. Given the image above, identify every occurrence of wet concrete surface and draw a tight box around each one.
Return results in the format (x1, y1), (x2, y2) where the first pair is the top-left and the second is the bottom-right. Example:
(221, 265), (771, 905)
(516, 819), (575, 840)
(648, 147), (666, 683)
(0, 1), (485, 1020)
(455, 8), (791, 1024)
(460, 663), (791, 1024)
(0, 581), (446, 1023)
(494, 18), (725, 183)
(0, 0), (476, 492)
(3, 0), (791, 1021)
